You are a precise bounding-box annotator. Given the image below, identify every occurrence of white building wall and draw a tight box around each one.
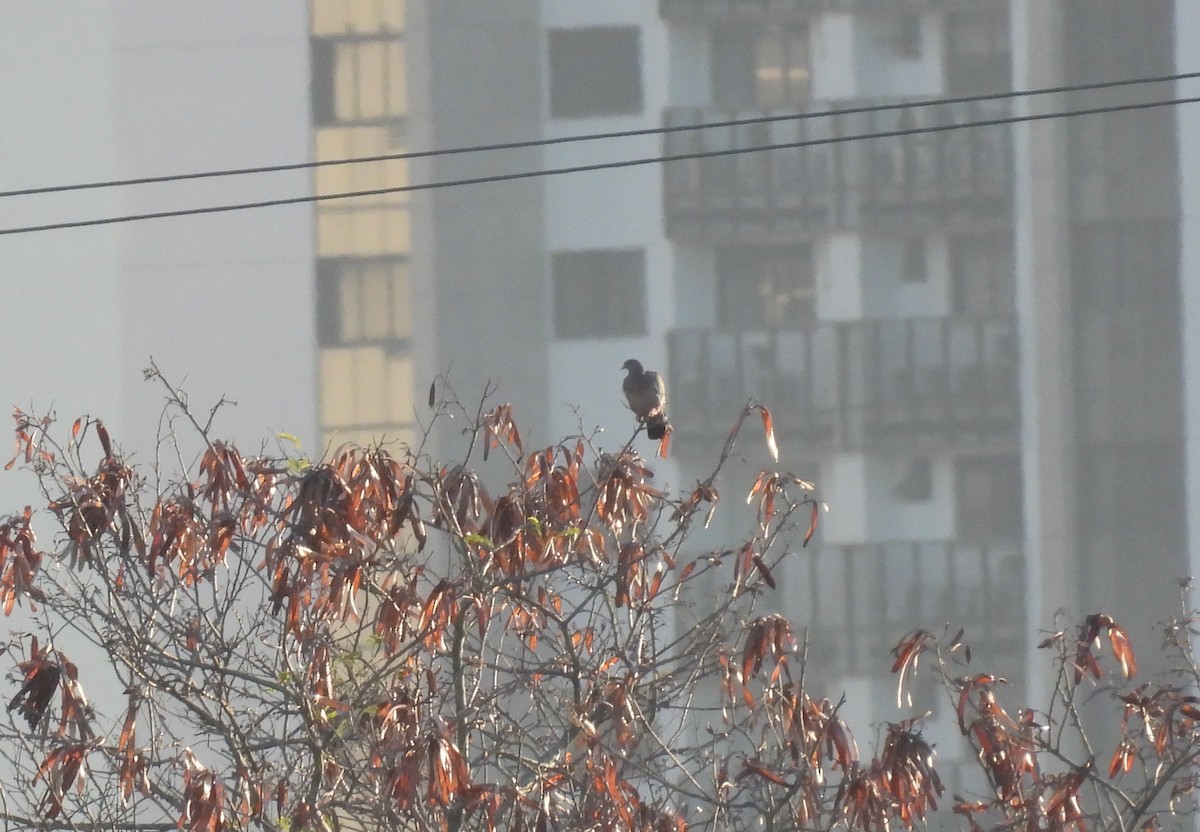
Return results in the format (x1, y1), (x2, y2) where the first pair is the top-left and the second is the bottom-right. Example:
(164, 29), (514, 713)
(852, 13), (941, 98)
(666, 23), (711, 107)
(542, 3), (676, 473)
(672, 247), (717, 329)
(811, 14), (859, 100)
(1010, 0), (1072, 701)
(860, 234), (952, 320)
(865, 454), (955, 542)
(817, 234), (865, 321)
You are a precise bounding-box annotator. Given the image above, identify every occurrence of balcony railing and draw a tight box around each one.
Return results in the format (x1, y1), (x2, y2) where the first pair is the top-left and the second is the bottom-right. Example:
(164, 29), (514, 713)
(668, 316), (1019, 450)
(663, 99), (1012, 242)
(660, 0), (1005, 20)
(781, 539), (1025, 676)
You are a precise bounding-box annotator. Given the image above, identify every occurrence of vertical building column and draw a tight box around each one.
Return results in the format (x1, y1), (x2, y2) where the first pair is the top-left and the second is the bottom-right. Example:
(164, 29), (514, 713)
(408, 2), (548, 461)
(1011, 0), (1076, 700)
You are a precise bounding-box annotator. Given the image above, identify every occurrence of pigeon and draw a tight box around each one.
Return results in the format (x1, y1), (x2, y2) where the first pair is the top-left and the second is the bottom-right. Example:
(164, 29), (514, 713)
(622, 359), (670, 440)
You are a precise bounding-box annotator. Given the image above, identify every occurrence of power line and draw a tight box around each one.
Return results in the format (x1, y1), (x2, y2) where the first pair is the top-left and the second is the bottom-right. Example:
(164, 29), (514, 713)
(1, 93), (1195, 237)
(1, 70), (1197, 201)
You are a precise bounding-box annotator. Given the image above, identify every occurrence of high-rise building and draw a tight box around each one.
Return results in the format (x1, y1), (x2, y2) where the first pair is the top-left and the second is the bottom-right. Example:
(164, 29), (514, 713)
(308, 0), (1200, 780)
(310, 0), (415, 453)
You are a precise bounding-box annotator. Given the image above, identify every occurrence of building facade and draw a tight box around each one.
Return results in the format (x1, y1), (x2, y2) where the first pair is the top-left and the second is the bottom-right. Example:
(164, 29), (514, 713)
(309, 0), (1200, 781)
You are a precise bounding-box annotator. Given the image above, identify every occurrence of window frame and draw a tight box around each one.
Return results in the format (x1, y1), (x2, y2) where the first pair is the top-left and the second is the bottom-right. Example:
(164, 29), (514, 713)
(712, 23), (811, 110)
(716, 245), (815, 329)
(316, 256), (412, 348)
(311, 34), (407, 127)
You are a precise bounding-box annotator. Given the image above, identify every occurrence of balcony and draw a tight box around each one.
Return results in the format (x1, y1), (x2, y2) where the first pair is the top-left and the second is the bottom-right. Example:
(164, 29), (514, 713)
(660, 0), (1004, 20)
(663, 99), (1012, 243)
(783, 539), (1024, 676)
(668, 316), (1018, 451)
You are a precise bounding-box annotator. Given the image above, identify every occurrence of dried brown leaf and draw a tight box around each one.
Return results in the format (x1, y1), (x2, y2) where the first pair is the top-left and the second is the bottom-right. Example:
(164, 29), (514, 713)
(759, 406), (779, 462)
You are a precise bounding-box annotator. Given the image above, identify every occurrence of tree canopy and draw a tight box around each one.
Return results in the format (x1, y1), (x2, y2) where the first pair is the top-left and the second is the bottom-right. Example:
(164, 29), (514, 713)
(0, 373), (1195, 832)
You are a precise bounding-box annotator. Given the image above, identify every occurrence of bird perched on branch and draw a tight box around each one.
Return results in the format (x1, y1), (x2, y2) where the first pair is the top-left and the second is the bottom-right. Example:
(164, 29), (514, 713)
(622, 359), (670, 440)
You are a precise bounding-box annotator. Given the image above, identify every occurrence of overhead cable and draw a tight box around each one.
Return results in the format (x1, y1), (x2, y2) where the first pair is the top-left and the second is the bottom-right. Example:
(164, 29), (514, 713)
(1, 70), (1196, 200)
(0, 93), (1195, 237)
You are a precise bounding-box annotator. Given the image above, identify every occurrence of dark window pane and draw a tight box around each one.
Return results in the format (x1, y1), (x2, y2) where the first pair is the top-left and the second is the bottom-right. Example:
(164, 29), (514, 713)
(311, 38), (337, 126)
(316, 259), (342, 345)
(548, 27), (643, 118)
(1071, 221), (1182, 445)
(1077, 443), (1183, 548)
(1064, 0), (1174, 83)
(553, 249), (646, 338)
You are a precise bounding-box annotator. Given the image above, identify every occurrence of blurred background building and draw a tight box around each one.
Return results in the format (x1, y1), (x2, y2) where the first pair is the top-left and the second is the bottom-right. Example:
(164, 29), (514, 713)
(309, 0), (1200, 788)
(0, 0), (1197, 801)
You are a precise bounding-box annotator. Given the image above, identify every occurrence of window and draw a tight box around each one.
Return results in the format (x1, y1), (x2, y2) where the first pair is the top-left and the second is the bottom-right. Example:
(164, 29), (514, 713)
(713, 24), (810, 109)
(548, 27), (643, 118)
(317, 257), (411, 346)
(553, 249), (646, 339)
(944, 11), (1011, 95)
(311, 36), (407, 126)
(718, 246), (814, 329)
(950, 233), (1014, 317)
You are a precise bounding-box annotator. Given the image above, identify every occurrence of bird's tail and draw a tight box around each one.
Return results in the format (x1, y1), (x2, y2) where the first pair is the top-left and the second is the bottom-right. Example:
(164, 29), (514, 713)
(646, 414), (669, 441)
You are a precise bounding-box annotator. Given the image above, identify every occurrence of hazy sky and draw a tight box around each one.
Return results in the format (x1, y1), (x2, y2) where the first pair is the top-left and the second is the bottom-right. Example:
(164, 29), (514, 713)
(0, 4), (317, 513)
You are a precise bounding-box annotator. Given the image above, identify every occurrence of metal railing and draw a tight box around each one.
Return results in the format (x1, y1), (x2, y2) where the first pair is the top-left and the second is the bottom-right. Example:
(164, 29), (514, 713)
(777, 539), (1025, 676)
(663, 99), (1013, 242)
(668, 316), (1019, 450)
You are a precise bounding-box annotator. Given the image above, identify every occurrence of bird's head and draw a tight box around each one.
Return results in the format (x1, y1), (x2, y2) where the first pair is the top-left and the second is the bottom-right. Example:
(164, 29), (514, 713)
(622, 359), (643, 375)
